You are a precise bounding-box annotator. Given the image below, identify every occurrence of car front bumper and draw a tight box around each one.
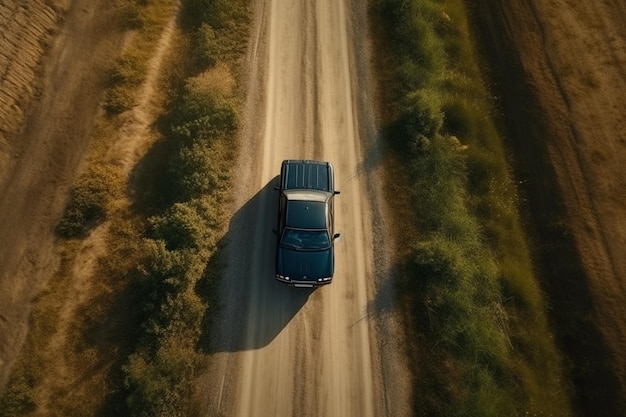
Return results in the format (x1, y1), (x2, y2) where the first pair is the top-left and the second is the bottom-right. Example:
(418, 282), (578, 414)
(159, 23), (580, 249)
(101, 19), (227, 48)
(275, 274), (332, 287)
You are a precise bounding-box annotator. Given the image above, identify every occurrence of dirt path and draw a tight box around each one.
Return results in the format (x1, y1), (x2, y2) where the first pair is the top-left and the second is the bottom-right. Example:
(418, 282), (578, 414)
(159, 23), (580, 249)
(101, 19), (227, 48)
(0, 0), (125, 387)
(468, 0), (626, 413)
(198, 1), (411, 416)
(29, 10), (179, 412)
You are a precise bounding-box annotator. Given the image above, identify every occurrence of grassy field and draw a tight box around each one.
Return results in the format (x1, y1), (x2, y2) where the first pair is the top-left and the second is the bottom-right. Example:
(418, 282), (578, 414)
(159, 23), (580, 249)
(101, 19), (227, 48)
(370, 0), (573, 415)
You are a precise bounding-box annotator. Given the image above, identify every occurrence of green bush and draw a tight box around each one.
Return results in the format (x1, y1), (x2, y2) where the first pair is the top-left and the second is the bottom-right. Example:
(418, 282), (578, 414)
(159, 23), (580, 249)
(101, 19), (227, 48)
(144, 290), (206, 341)
(168, 142), (230, 201)
(184, 0), (243, 28)
(374, 0), (570, 414)
(57, 167), (118, 238)
(402, 89), (444, 137)
(0, 383), (35, 417)
(195, 23), (220, 66)
(148, 203), (207, 250)
(116, 1), (249, 415)
(120, 3), (146, 29)
(412, 236), (506, 359)
(171, 93), (238, 142)
(103, 56), (145, 113)
(140, 240), (197, 294)
(107, 57), (144, 87)
(124, 341), (200, 417)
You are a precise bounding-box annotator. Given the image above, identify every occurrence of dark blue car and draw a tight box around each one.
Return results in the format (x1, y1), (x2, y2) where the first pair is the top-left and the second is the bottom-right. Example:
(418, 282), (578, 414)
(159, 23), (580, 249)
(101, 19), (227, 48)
(274, 160), (340, 287)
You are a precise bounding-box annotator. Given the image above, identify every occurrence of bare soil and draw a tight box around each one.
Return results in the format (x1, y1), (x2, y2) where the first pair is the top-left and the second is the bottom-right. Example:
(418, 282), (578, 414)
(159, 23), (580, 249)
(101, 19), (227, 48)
(0, 1), (180, 411)
(468, 0), (626, 414)
(0, 0), (126, 387)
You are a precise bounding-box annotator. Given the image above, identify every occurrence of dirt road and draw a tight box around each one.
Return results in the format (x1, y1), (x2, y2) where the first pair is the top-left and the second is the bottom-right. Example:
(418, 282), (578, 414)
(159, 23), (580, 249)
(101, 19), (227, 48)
(198, 1), (411, 416)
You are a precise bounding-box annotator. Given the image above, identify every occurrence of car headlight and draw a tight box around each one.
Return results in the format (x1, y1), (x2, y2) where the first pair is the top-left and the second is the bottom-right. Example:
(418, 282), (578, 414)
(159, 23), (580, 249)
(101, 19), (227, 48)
(276, 274), (290, 281)
(317, 277), (332, 282)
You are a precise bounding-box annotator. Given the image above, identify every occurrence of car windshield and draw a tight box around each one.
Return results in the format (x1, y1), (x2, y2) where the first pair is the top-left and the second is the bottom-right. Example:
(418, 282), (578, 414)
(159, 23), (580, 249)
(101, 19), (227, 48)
(280, 228), (330, 250)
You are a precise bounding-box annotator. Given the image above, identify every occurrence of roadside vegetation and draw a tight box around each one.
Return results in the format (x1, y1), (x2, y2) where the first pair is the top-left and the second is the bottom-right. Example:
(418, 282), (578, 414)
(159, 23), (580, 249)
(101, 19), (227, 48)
(0, 0), (249, 416)
(120, 2), (248, 414)
(370, 0), (573, 415)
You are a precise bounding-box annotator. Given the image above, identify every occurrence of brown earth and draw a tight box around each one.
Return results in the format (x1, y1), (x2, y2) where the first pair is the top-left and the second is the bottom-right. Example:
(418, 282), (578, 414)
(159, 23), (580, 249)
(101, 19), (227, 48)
(0, 0), (625, 415)
(0, 0), (127, 388)
(0, 0), (181, 411)
(468, 0), (626, 414)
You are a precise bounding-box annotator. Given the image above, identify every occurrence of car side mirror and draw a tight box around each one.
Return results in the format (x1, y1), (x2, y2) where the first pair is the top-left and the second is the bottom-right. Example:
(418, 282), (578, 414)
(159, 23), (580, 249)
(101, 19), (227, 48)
(334, 190), (341, 195)
(333, 233), (341, 241)
(274, 186), (280, 191)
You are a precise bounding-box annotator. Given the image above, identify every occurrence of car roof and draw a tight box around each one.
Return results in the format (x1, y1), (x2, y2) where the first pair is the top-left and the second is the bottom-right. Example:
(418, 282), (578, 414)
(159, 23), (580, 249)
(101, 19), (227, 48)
(286, 200), (327, 229)
(281, 160), (332, 192)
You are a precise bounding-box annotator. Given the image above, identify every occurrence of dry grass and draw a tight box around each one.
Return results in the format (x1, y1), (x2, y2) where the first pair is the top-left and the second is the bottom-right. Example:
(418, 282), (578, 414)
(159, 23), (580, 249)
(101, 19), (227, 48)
(0, 0), (182, 415)
(186, 63), (236, 99)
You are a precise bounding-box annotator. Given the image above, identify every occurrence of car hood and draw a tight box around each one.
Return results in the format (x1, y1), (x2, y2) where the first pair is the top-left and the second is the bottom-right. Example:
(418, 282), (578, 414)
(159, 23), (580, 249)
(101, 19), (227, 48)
(276, 247), (334, 280)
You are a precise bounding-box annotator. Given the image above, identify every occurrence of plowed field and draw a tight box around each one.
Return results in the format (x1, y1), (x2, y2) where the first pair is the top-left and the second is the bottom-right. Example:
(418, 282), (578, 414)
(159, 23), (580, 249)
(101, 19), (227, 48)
(470, 0), (626, 412)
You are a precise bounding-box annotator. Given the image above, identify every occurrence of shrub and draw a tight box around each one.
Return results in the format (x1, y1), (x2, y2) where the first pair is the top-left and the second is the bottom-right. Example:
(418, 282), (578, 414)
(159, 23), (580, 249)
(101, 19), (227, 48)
(106, 57), (144, 87)
(184, 0), (243, 29)
(0, 383), (35, 417)
(374, 0), (571, 414)
(186, 64), (236, 100)
(148, 203), (207, 250)
(195, 23), (220, 67)
(402, 89), (445, 138)
(117, 0), (249, 414)
(57, 167), (119, 238)
(104, 85), (137, 114)
(167, 141), (231, 201)
(124, 342), (199, 417)
(143, 290), (206, 341)
(103, 56), (145, 114)
(120, 3), (146, 29)
(171, 92), (238, 142)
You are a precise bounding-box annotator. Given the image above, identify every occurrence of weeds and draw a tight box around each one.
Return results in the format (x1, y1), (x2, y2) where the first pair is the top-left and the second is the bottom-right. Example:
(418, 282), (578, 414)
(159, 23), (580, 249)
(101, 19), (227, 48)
(118, 0), (249, 416)
(372, 0), (572, 415)
(56, 166), (121, 238)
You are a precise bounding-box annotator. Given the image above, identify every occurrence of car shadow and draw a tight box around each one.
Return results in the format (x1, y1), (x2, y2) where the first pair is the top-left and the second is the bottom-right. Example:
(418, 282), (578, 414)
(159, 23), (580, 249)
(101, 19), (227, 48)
(202, 176), (314, 353)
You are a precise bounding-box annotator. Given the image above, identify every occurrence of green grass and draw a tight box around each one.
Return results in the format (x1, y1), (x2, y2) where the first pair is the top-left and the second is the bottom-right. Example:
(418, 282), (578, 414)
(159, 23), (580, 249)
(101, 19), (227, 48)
(371, 0), (573, 415)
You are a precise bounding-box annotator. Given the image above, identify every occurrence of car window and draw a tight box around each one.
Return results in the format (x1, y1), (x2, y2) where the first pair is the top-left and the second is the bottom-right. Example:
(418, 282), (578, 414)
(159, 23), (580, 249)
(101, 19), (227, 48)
(280, 229), (330, 250)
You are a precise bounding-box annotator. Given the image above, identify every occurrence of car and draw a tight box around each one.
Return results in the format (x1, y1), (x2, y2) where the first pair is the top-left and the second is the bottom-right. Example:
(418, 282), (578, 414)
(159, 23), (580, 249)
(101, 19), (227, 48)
(273, 160), (341, 287)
